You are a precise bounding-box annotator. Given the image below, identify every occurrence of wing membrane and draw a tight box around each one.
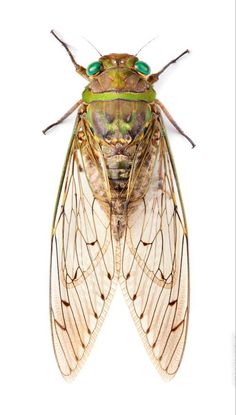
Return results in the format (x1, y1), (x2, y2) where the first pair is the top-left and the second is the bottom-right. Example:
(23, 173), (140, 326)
(120, 115), (189, 379)
(50, 117), (116, 380)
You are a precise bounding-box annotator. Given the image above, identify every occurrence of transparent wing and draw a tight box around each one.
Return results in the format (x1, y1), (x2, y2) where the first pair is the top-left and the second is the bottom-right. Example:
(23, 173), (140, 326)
(50, 117), (117, 380)
(120, 116), (189, 379)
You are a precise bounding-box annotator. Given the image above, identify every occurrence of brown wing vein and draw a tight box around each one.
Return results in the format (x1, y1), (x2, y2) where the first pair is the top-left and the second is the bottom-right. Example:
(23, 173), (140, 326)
(120, 113), (189, 379)
(50, 121), (117, 380)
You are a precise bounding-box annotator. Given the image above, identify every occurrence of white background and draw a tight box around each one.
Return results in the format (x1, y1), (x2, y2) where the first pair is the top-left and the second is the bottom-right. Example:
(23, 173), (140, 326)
(0, 0), (235, 414)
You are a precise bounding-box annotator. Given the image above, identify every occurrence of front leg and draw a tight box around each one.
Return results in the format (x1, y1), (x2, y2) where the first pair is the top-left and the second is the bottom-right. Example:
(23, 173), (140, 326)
(148, 50), (189, 83)
(50, 30), (89, 80)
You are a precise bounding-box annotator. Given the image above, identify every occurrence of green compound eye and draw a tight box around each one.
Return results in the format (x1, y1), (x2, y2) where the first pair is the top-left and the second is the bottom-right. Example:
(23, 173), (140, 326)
(134, 61), (151, 75)
(86, 61), (102, 76)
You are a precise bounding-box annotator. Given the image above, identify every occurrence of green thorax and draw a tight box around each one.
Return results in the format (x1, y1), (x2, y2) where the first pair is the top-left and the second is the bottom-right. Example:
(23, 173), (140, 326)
(84, 53), (155, 144)
(83, 54), (156, 104)
(83, 88), (156, 103)
(86, 100), (152, 146)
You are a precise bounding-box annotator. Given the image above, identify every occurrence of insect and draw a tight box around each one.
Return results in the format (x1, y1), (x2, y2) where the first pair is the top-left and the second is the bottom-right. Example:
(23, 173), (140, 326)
(44, 30), (195, 381)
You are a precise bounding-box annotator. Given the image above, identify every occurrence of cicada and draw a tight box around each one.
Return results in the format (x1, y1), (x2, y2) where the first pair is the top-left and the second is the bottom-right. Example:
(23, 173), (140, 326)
(44, 31), (195, 381)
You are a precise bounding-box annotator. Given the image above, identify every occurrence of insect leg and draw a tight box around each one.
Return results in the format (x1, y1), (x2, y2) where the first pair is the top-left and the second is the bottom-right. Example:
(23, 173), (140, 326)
(42, 100), (82, 134)
(156, 99), (196, 148)
(157, 49), (189, 77)
(50, 30), (89, 80)
(148, 50), (189, 83)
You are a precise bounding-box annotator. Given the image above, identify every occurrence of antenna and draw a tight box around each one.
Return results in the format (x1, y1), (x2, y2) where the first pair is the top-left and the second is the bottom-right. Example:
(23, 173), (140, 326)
(82, 36), (102, 57)
(135, 36), (158, 56)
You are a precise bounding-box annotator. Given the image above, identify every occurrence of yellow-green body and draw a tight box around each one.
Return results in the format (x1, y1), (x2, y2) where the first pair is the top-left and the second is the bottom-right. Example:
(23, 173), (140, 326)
(79, 54), (158, 238)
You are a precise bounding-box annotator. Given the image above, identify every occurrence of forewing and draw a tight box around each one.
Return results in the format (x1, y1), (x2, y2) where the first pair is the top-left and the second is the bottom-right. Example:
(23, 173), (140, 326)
(50, 119), (116, 380)
(121, 118), (189, 379)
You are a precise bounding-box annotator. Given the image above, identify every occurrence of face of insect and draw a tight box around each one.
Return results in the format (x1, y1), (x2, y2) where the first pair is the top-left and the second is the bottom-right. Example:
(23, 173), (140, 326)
(83, 54), (155, 146)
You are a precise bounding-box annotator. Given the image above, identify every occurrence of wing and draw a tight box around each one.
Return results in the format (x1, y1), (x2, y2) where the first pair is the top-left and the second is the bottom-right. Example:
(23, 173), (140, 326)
(50, 115), (117, 380)
(120, 114), (189, 380)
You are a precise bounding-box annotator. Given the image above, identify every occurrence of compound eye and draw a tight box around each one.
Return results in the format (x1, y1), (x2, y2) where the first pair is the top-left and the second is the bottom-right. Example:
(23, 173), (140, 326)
(134, 60), (151, 75)
(86, 61), (102, 76)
